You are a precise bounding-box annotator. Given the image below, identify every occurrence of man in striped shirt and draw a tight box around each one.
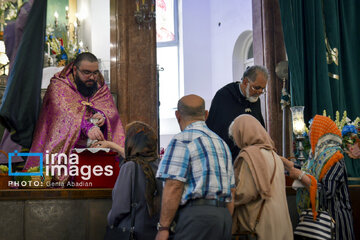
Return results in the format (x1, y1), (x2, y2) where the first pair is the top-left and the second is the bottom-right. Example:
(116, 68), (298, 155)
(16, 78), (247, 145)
(155, 94), (235, 240)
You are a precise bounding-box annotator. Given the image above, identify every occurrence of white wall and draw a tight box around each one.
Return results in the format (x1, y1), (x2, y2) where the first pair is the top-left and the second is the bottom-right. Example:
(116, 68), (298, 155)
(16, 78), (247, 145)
(181, 0), (252, 109)
(160, 0), (252, 148)
(181, 0), (212, 108)
(209, 0), (252, 95)
(90, 0), (110, 75)
(77, 0), (110, 79)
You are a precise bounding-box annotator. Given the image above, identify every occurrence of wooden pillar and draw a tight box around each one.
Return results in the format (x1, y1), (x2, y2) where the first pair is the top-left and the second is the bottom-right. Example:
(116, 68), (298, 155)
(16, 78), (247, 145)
(110, 0), (158, 134)
(252, 0), (290, 156)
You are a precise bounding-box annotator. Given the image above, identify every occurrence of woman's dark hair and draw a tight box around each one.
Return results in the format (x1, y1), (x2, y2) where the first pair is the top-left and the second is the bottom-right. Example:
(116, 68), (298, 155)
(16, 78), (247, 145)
(125, 121), (158, 159)
(125, 121), (159, 216)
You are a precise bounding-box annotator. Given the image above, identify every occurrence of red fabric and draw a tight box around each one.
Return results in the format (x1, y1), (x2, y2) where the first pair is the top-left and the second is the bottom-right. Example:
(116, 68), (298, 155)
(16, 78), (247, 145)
(72, 151), (120, 188)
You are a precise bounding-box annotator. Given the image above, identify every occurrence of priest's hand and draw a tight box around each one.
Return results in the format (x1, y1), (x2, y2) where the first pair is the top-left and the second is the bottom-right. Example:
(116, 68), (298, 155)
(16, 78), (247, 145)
(92, 113), (105, 127)
(88, 126), (105, 141)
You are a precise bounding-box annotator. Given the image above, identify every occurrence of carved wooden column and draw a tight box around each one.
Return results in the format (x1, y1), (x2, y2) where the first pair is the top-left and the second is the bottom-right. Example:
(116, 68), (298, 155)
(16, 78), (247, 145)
(110, 0), (158, 135)
(252, 0), (290, 156)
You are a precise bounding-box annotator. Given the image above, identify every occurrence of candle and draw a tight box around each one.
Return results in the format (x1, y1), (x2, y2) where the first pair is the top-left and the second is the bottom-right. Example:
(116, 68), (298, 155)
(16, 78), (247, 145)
(54, 11), (58, 27)
(65, 6), (69, 19)
(151, 0), (155, 12)
(136, 0), (140, 11)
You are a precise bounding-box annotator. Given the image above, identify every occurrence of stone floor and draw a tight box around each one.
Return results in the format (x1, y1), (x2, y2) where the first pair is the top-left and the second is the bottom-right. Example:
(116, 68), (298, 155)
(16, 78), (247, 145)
(0, 199), (111, 240)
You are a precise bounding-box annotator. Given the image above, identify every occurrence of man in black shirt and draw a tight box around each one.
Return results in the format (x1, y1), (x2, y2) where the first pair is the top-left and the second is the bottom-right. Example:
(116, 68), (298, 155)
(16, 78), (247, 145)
(206, 65), (269, 161)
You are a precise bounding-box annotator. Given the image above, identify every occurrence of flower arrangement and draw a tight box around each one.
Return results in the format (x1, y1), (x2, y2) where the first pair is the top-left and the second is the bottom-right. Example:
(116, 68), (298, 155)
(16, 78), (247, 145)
(292, 110), (360, 164)
(0, 0), (18, 24)
(45, 25), (85, 67)
(342, 125), (359, 147)
(323, 110), (360, 159)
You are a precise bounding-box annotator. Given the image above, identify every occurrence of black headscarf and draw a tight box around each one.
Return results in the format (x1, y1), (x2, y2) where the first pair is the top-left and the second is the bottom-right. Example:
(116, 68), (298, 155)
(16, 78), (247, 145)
(124, 121), (160, 217)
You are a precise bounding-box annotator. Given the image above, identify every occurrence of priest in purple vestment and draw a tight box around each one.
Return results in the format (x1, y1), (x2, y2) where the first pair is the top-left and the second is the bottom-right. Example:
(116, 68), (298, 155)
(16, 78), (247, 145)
(24, 52), (125, 170)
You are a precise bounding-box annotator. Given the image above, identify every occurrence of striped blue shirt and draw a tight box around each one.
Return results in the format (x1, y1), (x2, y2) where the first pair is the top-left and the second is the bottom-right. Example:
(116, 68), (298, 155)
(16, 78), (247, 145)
(156, 121), (235, 205)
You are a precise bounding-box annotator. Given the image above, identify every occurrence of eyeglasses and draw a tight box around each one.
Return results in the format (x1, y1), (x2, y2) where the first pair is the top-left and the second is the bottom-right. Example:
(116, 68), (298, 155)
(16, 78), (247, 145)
(77, 69), (100, 78)
(250, 84), (266, 93)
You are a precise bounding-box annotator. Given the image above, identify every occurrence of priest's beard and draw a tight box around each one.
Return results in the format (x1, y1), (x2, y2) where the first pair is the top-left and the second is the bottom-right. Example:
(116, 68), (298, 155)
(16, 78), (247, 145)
(75, 75), (98, 98)
(245, 84), (259, 103)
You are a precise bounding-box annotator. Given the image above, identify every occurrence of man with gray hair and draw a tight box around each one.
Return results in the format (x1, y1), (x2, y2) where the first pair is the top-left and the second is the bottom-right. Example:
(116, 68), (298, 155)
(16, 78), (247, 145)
(206, 65), (269, 161)
(156, 94), (234, 240)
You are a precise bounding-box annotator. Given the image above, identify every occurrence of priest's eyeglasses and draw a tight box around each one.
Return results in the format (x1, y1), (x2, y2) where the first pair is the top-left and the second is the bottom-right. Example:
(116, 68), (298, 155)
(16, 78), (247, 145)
(78, 69), (100, 78)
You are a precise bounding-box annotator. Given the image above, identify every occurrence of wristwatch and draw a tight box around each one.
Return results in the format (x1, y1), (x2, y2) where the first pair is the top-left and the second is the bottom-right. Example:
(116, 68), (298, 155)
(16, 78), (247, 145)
(157, 222), (170, 231)
(298, 171), (306, 181)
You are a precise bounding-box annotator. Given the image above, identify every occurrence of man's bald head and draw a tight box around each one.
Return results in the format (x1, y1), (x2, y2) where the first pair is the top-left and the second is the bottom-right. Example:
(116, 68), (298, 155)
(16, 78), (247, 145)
(177, 94), (206, 121)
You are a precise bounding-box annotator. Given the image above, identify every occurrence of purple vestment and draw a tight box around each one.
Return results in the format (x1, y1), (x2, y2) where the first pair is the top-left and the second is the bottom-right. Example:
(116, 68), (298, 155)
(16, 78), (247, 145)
(24, 63), (125, 169)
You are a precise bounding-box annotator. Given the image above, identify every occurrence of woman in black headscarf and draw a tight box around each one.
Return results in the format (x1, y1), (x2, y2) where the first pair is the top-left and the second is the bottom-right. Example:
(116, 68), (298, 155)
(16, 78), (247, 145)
(102, 121), (162, 239)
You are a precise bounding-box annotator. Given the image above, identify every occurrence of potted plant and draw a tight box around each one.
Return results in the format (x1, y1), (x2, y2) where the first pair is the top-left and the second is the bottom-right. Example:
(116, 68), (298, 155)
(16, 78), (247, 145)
(0, 165), (11, 189)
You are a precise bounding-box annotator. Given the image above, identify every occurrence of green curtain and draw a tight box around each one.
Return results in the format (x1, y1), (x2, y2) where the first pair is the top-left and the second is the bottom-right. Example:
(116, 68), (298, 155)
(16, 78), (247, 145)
(279, 0), (360, 183)
(279, 0), (349, 121)
(338, 1), (360, 184)
(338, 1), (360, 121)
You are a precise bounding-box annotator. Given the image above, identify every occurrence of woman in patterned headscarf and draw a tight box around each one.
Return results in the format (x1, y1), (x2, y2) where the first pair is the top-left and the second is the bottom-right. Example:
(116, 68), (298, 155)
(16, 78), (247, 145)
(287, 115), (355, 240)
(104, 121), (162, 240)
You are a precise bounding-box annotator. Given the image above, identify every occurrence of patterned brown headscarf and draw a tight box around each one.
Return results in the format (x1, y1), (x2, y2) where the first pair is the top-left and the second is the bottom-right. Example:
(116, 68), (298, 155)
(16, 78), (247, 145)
(124, 121), (159, 217)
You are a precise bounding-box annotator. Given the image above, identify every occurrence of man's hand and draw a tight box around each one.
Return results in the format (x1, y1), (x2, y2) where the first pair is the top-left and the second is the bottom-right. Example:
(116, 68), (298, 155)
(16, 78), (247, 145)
(155, 179), (184, 240)
(155, 230), (169, 240)
(88, 126), (105, 141)
(92, 113), (105, 127)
